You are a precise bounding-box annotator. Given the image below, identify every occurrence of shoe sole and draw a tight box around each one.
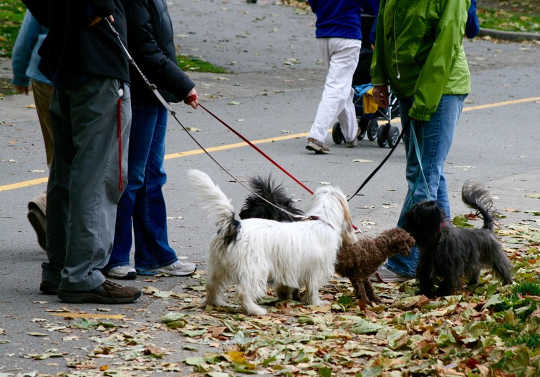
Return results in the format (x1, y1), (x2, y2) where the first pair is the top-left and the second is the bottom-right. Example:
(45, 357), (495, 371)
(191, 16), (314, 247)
(27, 210), (47, 250)
(58, 290), (142, 304)
(105, 271), (137, 280)
(156, 266), (197, 277)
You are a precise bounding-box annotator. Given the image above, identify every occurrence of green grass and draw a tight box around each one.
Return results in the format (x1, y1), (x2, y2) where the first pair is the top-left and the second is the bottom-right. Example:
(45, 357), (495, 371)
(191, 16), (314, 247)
(177, 55), (228, 74)
(478, 8), (540, 33)
(0, 0), (26, 57)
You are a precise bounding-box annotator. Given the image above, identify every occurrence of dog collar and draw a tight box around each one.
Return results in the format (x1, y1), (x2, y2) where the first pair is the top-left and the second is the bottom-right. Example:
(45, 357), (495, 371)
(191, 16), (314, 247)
(306, 215), (335, 229)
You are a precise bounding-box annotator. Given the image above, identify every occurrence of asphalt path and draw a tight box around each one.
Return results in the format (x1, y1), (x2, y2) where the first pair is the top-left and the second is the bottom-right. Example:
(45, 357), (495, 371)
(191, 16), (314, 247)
(0, 0), (539, 374)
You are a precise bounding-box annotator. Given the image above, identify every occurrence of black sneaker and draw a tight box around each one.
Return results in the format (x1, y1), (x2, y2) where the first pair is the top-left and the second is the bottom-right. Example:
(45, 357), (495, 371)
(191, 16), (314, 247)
(40, 281), (59, 295)
(58, 280), (141, 304)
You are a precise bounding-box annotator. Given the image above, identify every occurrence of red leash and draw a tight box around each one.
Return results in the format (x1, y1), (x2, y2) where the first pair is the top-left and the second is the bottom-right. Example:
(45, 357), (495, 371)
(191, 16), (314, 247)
(198, 103), (314, 195)
(116, 97), (124, 192)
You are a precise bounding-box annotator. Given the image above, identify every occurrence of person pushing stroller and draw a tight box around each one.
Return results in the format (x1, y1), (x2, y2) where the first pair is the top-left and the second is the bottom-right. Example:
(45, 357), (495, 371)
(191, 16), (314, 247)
(305, 0), (379, 154)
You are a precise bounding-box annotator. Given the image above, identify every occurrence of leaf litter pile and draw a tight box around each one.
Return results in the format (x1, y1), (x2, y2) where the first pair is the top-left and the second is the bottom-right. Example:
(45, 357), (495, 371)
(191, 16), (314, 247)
(2, 213), (539, 377)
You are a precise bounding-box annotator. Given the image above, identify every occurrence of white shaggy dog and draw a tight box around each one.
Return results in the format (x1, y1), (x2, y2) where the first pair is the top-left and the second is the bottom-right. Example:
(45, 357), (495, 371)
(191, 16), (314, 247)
(187, 169), (355, 315)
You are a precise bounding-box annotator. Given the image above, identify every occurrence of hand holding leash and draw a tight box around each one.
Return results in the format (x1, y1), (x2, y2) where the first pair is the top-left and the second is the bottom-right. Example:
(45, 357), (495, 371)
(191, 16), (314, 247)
(185, 89), (199, 109)
(373, 85), (389, 108)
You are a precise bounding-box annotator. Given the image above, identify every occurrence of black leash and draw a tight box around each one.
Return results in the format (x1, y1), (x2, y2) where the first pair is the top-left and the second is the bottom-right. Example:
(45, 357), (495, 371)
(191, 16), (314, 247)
(105, 19), (308, 221)
(347, 128), (403, 202)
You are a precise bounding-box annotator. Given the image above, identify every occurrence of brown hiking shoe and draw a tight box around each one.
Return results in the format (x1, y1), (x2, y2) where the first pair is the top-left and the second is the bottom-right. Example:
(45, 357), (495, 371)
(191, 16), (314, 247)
(58, 280), (141, 304)
(305, 137), (329, 154)
(28, 194), (47, 251)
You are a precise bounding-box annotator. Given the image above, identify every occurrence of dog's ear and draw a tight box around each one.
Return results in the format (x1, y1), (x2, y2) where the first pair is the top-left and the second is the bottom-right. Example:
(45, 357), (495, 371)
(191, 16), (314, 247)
(337, 196), (356, 245)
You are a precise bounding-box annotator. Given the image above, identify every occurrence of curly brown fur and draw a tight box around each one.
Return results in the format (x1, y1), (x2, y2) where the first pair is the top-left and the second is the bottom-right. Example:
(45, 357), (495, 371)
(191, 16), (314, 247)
(335, 228), (415, 307)
(403, 181), (513, 298)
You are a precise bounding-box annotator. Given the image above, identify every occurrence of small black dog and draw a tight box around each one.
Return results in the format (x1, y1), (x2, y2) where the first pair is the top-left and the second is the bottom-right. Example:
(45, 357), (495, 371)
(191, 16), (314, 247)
(403, 181), (513, 298)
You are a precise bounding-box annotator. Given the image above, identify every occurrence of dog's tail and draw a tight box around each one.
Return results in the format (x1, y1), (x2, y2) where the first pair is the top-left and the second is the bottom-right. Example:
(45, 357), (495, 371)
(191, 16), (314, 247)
(239, 176), (303, 221)
(187, 169), (240, 244)
(461, 181), (497, 231)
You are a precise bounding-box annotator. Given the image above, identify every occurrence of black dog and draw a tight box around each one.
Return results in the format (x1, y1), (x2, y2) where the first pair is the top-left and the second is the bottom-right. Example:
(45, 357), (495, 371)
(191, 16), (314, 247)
(402, 181), (513, 298)
(239, 176), (304, 222)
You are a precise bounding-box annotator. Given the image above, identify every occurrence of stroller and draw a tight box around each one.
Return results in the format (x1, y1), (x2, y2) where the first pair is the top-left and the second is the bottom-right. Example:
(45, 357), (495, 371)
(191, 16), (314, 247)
(331, 15), (401, 149)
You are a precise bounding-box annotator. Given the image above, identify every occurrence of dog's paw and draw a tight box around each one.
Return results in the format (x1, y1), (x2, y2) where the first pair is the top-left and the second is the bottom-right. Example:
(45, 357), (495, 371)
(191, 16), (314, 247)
(306, 299), (330, 307)
(246, 305), (267, 316)
(206, 297), (231, 308)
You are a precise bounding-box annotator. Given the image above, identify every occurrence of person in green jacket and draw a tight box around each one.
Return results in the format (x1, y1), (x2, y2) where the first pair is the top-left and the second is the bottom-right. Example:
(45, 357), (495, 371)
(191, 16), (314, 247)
(371, 0), (471, 280)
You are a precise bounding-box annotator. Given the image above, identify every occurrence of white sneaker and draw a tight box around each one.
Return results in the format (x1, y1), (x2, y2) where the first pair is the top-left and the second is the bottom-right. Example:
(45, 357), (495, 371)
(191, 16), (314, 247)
(154, 261), (197, 276)
(370, 265), (411, 283)
(105, 265), (137, 280)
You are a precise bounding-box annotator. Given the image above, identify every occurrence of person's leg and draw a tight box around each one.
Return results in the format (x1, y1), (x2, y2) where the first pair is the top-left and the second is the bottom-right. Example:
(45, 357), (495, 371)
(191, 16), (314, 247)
(28, 80), (55, 252)
(41, 87), (72, 294)
(386, 95), (466, 277)
(105, 103), (157, 274)
(132, 105), (178, 270)
(31, 79), (54, 167)
(308, 38), (361, 146)
(432, 95), (466, 217)
(58, 78), (131, 292)
(307, 38), (331, 147)
(335, 39), (361, 143)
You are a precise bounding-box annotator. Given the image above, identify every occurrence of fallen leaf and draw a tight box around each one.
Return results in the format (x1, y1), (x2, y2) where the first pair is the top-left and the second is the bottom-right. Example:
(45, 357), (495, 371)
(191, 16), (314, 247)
(50, 312), (124, 320)
(27, 332), (48, 337)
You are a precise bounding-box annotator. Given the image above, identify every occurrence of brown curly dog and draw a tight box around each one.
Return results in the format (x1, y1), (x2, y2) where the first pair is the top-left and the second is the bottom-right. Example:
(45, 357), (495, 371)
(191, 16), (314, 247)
(335, 228), (415, 308)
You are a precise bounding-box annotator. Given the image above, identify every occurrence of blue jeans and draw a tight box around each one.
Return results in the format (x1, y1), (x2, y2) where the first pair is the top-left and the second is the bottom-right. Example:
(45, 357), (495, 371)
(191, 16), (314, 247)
(106, 104), (177, 272)
(386, 94), (466, 277)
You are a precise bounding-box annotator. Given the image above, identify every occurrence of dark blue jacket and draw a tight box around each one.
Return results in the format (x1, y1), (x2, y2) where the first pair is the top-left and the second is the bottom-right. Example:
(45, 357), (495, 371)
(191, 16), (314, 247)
(466, 0), (480, 38)
(308, 0), (379, 40)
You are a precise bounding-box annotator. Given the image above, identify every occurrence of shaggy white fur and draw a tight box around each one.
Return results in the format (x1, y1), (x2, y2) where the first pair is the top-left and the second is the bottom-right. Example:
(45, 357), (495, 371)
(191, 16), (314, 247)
(187, 169), (355, 315)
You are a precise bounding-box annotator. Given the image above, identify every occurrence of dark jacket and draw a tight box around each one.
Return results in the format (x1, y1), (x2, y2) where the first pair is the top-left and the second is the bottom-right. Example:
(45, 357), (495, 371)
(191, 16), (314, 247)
(126, 0), (195, 105)
(466, 0), (480, 38)
(22, 0), (129, 89)
(307, 0), (379, 40)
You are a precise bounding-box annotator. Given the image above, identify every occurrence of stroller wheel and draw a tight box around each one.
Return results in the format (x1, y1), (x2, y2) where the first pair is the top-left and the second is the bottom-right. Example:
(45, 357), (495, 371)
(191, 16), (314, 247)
(377, 123), (389, 148)
(332, 122), (344, 144)
(357, 117), (368, 141)
(387, 125), (400, 148)
(367, 119), (378, 141)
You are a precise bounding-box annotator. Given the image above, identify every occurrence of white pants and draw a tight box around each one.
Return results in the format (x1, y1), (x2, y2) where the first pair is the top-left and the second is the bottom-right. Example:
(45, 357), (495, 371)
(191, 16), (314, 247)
(309, 38), (362, 143)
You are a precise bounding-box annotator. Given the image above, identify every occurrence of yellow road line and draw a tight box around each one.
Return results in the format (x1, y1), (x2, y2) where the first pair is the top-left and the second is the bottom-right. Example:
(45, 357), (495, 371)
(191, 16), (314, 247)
(0, 177), (48, 192)
(2, 96), (539, 193)
(463, 96), (540, 112)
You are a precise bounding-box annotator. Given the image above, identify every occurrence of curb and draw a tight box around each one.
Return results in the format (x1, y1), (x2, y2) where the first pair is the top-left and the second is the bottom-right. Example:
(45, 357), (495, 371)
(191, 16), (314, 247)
(478, 27), (540, 42)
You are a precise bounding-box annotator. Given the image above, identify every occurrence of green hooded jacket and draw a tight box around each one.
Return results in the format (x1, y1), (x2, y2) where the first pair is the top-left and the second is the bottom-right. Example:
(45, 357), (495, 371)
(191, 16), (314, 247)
(371, 0), (471, 122)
